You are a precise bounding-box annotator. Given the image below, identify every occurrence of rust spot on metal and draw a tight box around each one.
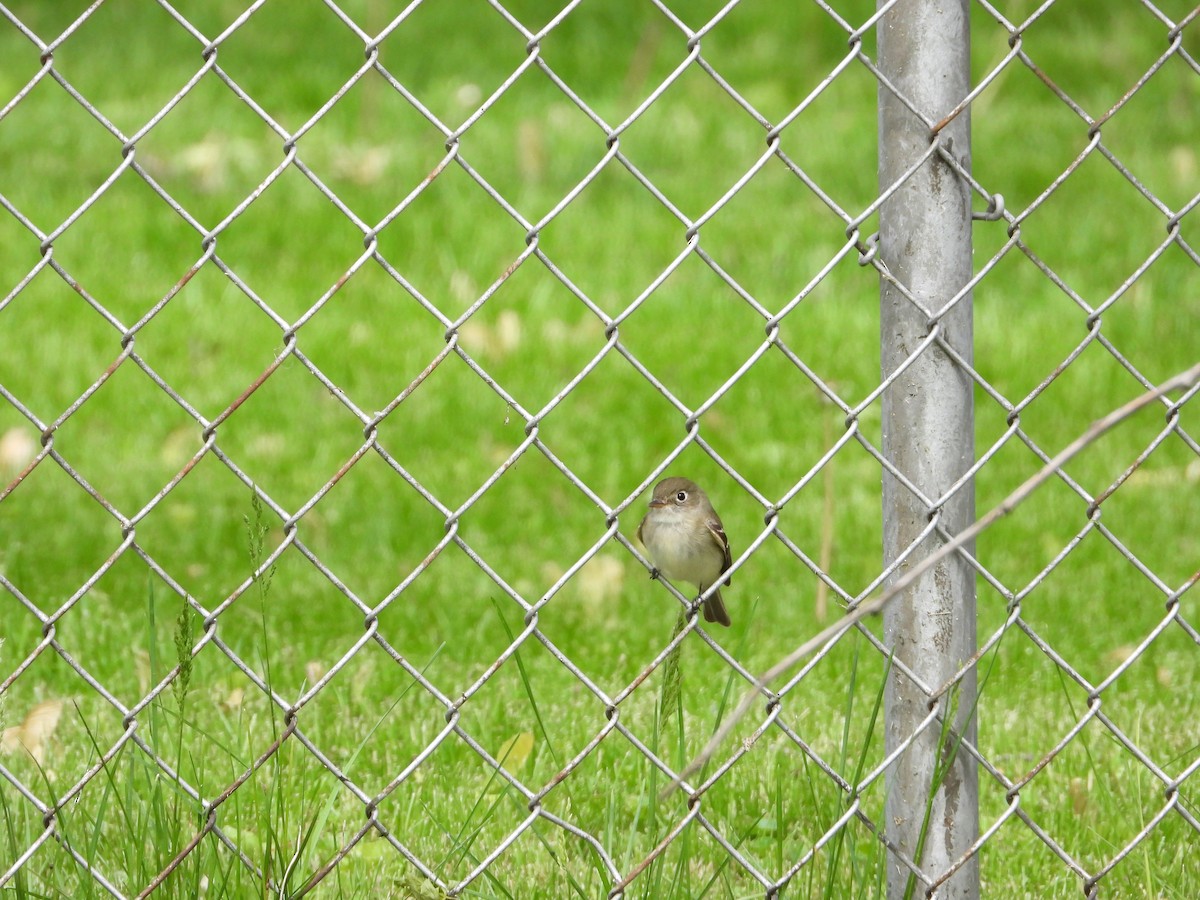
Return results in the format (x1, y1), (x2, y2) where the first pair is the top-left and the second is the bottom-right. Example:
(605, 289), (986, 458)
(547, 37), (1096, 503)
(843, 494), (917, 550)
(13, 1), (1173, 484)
(207, 345), (292, 434)
(0, 448), (49, 503)
(497, 255), (522, 284)
(168, 263), (204, 296)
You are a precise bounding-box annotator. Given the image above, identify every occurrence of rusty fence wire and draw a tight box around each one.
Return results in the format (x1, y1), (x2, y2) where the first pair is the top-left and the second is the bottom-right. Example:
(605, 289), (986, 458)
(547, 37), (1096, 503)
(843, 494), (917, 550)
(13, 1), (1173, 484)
(1, 1), (1198, 898)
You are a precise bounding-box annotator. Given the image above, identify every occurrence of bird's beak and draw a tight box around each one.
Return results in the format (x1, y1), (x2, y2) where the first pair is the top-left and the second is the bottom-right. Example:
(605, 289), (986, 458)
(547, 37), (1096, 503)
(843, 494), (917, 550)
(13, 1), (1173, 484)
(648, 497), (668, 508)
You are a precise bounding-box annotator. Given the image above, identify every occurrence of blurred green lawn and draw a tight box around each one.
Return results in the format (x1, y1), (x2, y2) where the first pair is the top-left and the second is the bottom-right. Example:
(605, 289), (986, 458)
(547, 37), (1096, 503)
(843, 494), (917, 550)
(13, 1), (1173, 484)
(1, 1), (1198, 897)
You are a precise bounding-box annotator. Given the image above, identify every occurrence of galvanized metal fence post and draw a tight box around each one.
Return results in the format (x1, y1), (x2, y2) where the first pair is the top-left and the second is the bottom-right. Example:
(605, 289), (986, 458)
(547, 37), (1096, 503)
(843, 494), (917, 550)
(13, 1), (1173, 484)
(878, 1), (979, 898)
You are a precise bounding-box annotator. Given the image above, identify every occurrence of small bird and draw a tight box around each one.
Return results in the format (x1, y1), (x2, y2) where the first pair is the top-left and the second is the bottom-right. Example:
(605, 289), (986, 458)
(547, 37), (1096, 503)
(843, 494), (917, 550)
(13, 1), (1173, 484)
(637, 477), (733, 627)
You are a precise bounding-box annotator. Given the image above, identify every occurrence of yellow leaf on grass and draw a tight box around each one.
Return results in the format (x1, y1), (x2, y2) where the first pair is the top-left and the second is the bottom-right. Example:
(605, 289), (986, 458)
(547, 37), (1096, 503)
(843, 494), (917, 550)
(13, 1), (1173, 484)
(305, 661), (326, 686)
(0, 427), (37, 474)
(1106, 645), (1135, 665)
(1, 699), (65, 764)
(0, 727), (19, 755)
(1069, 777), (1089, 816)
(579, 556), (626, 606)
(495, 732), (534, 772)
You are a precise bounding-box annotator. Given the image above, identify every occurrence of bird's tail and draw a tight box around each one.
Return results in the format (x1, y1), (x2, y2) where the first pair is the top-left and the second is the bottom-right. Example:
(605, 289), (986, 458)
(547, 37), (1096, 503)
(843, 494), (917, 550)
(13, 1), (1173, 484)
(702, 588), (732, 627)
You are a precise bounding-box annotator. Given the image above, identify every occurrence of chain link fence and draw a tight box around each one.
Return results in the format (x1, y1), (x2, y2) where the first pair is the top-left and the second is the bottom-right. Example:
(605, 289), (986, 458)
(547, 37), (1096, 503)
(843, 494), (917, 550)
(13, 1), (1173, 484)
(2, 1), (1198, 897)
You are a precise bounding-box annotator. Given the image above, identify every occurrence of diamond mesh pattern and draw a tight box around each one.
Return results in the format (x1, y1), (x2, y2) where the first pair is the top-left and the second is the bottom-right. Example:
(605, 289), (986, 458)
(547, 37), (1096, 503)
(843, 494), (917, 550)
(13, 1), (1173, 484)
(1, 1), (1197, 897)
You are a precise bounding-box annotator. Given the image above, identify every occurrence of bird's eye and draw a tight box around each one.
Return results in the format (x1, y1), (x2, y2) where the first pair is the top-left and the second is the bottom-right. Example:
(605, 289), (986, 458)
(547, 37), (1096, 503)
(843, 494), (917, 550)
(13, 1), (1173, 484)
(675, 490), (688, 503)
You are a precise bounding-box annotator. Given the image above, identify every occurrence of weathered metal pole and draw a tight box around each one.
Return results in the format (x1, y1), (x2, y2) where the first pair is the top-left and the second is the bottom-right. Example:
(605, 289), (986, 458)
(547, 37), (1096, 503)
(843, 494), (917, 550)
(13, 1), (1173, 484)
(878, 1), (978, 898)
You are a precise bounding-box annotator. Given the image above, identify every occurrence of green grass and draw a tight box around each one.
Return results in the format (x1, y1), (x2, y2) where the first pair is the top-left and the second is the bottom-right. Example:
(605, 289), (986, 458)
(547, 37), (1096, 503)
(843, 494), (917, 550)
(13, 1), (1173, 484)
(2, 0), (1198, 897)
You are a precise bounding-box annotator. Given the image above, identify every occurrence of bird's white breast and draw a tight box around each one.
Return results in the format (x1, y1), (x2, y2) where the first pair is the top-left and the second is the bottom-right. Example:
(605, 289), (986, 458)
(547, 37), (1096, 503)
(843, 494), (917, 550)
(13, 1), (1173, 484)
(641, 509), (723, 587)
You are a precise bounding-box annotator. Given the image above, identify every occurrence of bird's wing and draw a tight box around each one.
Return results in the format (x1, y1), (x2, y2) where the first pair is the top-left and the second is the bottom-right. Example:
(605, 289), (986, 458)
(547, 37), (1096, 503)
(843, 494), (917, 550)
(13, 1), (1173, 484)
(706, 517), (733, 586)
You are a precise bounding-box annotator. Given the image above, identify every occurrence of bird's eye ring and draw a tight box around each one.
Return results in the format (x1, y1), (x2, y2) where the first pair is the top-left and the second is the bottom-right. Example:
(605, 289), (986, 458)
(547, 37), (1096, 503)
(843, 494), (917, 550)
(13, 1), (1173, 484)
(675, 491), (688, 502)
